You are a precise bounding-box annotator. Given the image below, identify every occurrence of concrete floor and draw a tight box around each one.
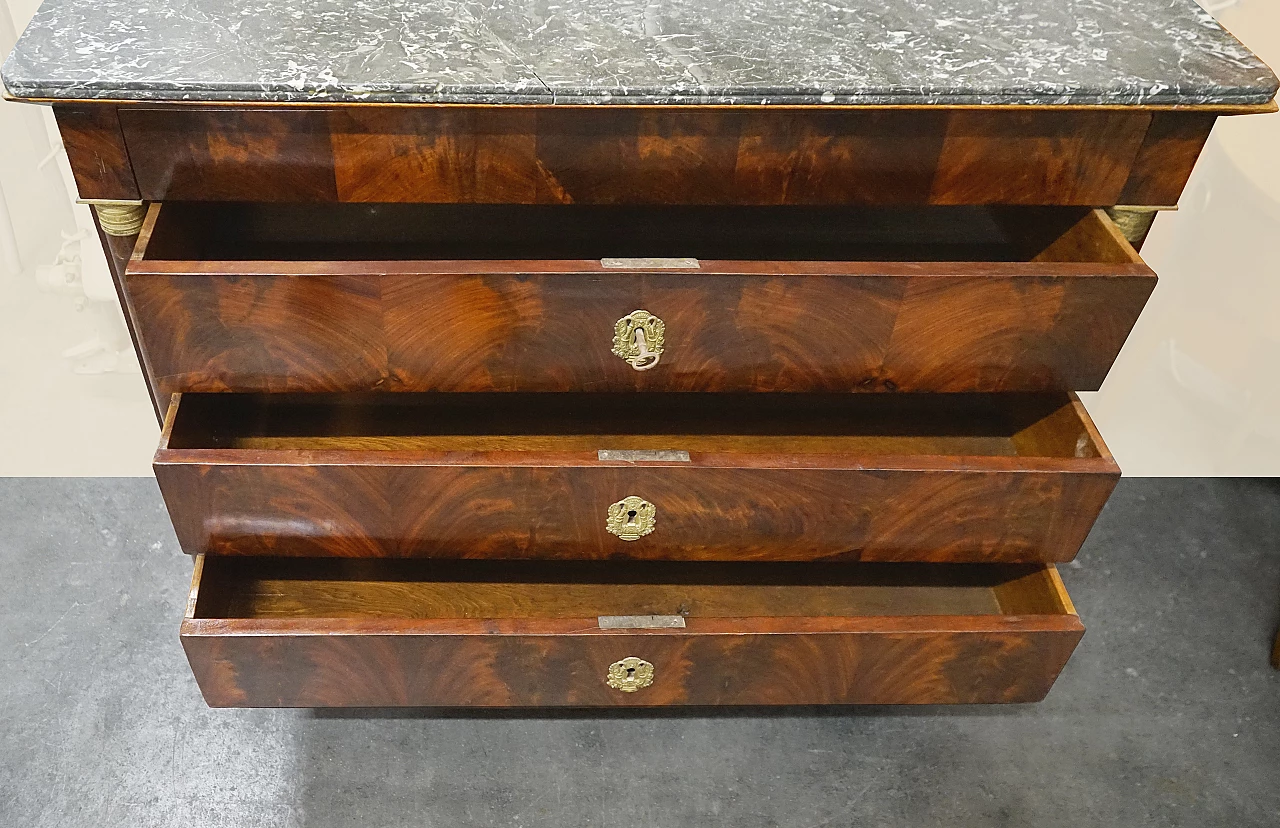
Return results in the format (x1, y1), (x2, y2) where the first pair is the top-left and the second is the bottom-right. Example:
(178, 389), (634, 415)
(1, 478), (1277, 827)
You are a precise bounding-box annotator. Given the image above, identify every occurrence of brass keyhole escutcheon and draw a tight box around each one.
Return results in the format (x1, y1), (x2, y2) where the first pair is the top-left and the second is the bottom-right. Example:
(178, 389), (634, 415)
(606, 657), (655, 692)
(612, 310), (665, 371)
(606, 496), (656, 541)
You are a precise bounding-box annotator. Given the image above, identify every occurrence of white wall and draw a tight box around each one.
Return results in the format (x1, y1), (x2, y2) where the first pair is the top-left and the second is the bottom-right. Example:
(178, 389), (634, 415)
(1080, 0), (1280, 475)
(0, 0), (1276, 476)
(0, 0), (158, 476)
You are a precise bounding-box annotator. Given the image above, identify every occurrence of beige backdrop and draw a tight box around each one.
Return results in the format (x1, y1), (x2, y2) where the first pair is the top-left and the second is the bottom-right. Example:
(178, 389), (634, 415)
(0, 0), (1277, 476)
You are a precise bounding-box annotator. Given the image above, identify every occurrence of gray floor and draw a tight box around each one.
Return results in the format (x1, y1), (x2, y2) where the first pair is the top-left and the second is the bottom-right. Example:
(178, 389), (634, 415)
(1, 478), (1278, 827)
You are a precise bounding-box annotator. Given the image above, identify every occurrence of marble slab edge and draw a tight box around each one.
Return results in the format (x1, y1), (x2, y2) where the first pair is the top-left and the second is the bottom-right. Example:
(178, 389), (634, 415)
(3, 79), (1277, 107)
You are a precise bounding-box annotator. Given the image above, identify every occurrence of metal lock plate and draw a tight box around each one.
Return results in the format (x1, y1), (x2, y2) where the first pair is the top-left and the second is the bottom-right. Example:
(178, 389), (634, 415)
(612, 310), (665, 371)
(600, 257), (699, 269)
(606, 657), (655, 692)
(606, 496), (656, 541)
(597, 449), (690, 463)
(598, 615), (686, 629)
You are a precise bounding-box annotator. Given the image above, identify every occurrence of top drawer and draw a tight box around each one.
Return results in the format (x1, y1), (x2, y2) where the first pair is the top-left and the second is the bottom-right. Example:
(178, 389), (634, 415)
(126, 203), (1154, 396)
(113, 107), (1163, 205)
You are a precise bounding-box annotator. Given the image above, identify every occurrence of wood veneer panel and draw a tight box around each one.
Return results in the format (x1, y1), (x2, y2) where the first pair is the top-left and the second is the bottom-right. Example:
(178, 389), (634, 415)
(126, 205), (1154, 396)
(181, 557), (1083, 707)
(930, 110), (1150, 205)
(128, 267), (1154, 396)
(533, 109), (741, 203)
(182, 620), (1083, 707)
(154, 392), (1119, 564)
(330, 108), (542, 202)
(118, 107), (339, 201)
(115, 105), (1159, 204)
(53, 105), (140, 200)
(729, 110), (948, 204)
(1118, 112), (1218, 205)
(196, 559), (1023, 620)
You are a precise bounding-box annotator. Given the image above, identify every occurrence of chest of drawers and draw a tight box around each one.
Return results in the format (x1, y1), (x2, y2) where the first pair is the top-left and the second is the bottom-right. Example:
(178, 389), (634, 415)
(5, 0), (1276, 707)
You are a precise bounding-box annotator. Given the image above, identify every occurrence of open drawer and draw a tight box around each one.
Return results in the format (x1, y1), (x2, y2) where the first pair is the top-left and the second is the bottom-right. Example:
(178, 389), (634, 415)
(181, 556), (1084, 707)
(155, 391), (1118, 563)
(126, 203), (1154, 396)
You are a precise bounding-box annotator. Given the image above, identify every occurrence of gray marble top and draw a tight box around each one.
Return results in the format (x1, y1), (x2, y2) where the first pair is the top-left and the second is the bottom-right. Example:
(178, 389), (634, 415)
(3, 0), (1276, 106)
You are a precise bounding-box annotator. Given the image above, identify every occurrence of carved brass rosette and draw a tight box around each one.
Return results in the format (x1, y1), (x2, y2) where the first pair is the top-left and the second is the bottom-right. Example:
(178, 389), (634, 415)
(612, 310), (665, 371)
(606, 657), (655, 692)
(606, 496), (656, 541)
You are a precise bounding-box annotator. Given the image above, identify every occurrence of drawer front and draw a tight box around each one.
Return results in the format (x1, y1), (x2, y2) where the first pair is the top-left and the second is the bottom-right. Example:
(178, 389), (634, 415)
(115, 106), (1156, 206)
(126, 204), (1154, 396)
(183, 622), (1083, 707)
(181, 557), (1085, 708)
(154, 392), (1119, 564)
(129, 268), (1153, 396)
(159, 464), (1116, 564)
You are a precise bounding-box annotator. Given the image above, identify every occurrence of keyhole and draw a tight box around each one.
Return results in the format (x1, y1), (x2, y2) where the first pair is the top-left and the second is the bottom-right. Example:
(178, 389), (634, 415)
(626, 666), (636, 678)
(607, 497), (655, 541)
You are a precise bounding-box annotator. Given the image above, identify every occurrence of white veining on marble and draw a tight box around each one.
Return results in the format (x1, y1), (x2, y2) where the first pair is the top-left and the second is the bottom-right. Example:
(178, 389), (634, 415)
(2, 0), (1276, 104)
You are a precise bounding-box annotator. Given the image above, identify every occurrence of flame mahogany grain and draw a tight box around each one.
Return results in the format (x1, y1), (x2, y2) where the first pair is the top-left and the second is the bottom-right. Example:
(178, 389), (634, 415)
(1118, 112), (1218, 206)
(181, 556), (1084, 707)
(154, 392), (1118, 564)
(92, 104), (1195, 206)
(54, 104), (1223, 207)
(45, 95), (1222, 707)
(125, 205), (1154, 397)
(54, 105), (141, 200)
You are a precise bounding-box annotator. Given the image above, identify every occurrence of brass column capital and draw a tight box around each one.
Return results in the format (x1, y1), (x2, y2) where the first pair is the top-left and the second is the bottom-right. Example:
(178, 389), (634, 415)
(1106, 205), (1176, 248)
(81, 199), (147, 237)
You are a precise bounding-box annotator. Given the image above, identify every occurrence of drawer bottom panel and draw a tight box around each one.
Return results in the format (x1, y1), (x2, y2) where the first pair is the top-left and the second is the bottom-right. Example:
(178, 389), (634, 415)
(181, 557), (1084, 707)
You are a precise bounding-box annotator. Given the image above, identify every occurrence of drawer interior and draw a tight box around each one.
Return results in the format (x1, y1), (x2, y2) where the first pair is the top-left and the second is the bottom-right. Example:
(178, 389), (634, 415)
(190, 557), (1074, 621)
(139, 203), (1137, 264)
(165, 392), (1104, 459)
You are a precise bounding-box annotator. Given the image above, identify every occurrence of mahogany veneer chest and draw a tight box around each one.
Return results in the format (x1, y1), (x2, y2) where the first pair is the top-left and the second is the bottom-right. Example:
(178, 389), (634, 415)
(6, 0), (1276, 707)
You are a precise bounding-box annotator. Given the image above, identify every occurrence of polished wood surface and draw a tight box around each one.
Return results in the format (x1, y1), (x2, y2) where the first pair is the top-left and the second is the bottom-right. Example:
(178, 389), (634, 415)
(51, 103), (1229, 208)
(49, 94), (1219, 706)
(120, 107), (339, 201)
(100, 105), (1187, 205)
(925, 110), (1144, 204)
(1117, 112), (1217, 207)
(53, 106), (141, 200)
(194, 557), (1069, 617)
(126, 205), (1153, 396)
(154, 392), (1118, 563)
(181, 555), (1084, 706)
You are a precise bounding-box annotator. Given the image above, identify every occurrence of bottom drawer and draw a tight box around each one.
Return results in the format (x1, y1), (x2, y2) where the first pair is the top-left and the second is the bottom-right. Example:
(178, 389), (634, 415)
(181, 556), (1083, 707)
